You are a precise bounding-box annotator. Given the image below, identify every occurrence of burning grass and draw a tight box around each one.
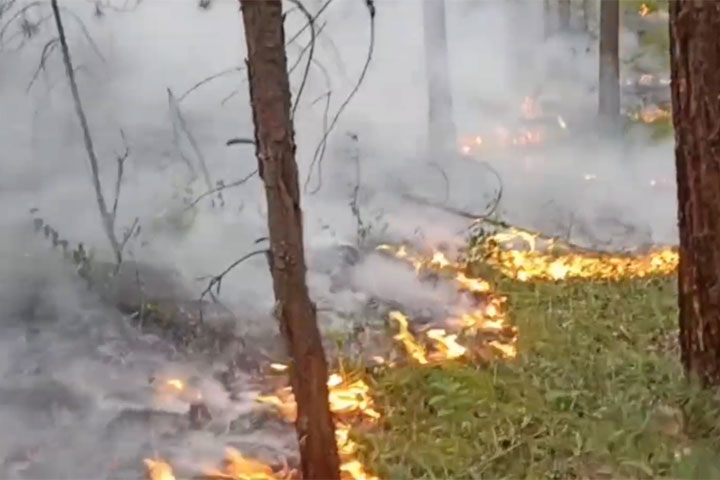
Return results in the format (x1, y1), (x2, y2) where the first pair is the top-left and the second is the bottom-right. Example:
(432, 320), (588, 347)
(354, 277), (720, 479)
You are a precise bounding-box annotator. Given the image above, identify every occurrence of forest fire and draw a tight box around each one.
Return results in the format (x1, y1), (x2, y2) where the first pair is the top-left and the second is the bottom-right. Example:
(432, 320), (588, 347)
(256, 371), (380, 480)
(145, 230), (677, 480)
(204, 448), (286, 480)
(473, 227), (679, 281)
(378, 244), (517, 361)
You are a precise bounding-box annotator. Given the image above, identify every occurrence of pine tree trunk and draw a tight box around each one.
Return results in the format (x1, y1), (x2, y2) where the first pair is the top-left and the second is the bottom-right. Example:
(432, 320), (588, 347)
(422, 0), (456, 157)
(238, 0), (340, 477)
(559, 0), (571, 30)
(670, 1), (720, 387)
(598, 0), (619, 119)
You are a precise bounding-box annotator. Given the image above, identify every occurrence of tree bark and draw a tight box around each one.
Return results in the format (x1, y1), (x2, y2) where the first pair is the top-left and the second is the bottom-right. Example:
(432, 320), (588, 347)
(670, 1), (720, 387)
(238, 1), (340, 477)
(422, 0), (456, 157)
(559, 0), (571, 30)
(598, 0), (620, 120)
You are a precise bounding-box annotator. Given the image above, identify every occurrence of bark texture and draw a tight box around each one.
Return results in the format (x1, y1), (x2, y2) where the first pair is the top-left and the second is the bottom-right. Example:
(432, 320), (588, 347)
(670, 1), (720, 387)
(598, 0), (619, 118)
(239, 0), (340, 477)
(422, 0), (456, 157)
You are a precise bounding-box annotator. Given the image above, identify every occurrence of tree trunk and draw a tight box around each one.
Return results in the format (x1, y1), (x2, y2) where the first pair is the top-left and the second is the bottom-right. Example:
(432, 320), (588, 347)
(559, 0), (571, 30)
(598, 0), (619, 120)
(543, 0), (553, 38)
(670, 1), (720, 387)
(238, 1), (340, 477)
(583, 0), (592, 32)
(422, 0), (456, 157)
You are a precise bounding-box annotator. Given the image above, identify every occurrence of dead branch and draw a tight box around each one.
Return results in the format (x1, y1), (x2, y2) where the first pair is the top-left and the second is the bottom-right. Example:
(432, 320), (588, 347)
(177, 66), (244, 103)
(347, 132), (365, 245)
(198, 249), (268, 301)
(167, 88), (214, 196)
(226, 137), (255, 146)
(184, 168), (258, 211)
(111, 129), (129, 219)
(287, 0), (315, 119)
(51, 0), (132, 266)
(180, 0), (333, 106)
(26, 37), (58, 92)
(304, 0), (375, 194)
(0, 1), (42, 47)
(285, 0), (333, 45)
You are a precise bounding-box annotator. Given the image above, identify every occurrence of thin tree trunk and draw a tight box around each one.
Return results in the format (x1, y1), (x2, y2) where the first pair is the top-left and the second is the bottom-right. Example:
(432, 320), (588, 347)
(238, 0), (340, 477)
(598, 0), (620, 120)
(543, 0), (553, 39)
(559, 0), (571, 30)
(583, 0), (592, 32)
(670, 1), (720, 387)
(422, 0), (456, 157)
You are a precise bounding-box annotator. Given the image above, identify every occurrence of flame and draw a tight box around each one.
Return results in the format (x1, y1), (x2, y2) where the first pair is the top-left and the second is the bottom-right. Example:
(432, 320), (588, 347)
(145, 459), (176, 480)
(627, 104), (671, 124)
(389, 311), (428, 365)
(205, 448), (278, 480)
(483, 241), (678, 281)
(166, 379), (184, 391)
(270, 363), (288, 372)
(378, 244), (518, 361)
(426, 329), (467, 360)
(639, 3), (650, 16)
(256, 371), (380, 480)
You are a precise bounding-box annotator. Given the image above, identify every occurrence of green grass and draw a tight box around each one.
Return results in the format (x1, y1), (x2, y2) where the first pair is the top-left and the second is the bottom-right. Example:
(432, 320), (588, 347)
(355, 277), (720, 479)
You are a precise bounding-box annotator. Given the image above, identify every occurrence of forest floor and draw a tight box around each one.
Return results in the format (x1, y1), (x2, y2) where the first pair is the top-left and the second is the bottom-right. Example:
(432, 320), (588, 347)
(354, 276), (720, 479)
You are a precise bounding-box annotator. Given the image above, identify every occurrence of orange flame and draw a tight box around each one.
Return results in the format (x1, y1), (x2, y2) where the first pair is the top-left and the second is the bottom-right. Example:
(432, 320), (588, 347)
(144, 459), (177, 480)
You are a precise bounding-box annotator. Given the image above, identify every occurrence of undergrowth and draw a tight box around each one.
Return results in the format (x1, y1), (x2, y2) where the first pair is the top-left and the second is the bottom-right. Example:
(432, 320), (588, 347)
(355, 277), (720, 479)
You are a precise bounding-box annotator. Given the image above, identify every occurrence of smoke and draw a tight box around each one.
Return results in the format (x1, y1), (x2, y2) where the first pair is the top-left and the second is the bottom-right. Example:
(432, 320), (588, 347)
(0, 0), (675, 476)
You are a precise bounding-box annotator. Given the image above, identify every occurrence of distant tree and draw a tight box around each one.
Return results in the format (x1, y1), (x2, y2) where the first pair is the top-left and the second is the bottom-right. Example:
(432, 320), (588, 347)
(669, 0), (720, 386)
(558, 0), (571, 30)
(583, 0), (593, 32)
(543, 0), (553, 38)
(422, 0), (456, 157)
(238, 0), (340, 477)
(598, 0), (619, 121)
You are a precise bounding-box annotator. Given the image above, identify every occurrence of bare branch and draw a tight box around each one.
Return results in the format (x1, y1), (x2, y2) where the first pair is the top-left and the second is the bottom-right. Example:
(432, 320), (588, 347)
(51, 0), (125, 265)
(167, 88), (214, 196)
(111, 129), (129, 220)
(285, 0), (333, 45)
(226, 137), (255, 146)
(26, 37), (59, 92)
(184, 168), (258, 211)
(304, 0), (375, 194)
(177, 66), (244, 103)
(287, 0), (315, 119)
(118, 216), (139, 254)
(58, 6), (106, 63)
(198, 249), (268, 301)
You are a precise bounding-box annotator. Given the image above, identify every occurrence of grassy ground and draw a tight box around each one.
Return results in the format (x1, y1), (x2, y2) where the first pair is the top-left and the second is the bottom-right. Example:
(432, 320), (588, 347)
(356, 276), (720, 479)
